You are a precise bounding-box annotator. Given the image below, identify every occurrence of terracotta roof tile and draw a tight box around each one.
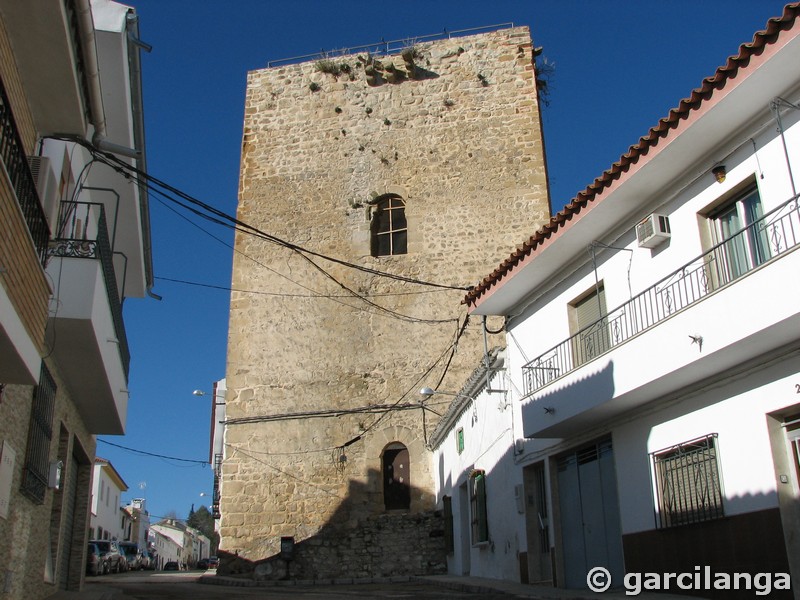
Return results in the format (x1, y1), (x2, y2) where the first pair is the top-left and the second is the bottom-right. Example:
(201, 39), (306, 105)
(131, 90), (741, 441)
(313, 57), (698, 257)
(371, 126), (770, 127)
(465, 2), (800, 308)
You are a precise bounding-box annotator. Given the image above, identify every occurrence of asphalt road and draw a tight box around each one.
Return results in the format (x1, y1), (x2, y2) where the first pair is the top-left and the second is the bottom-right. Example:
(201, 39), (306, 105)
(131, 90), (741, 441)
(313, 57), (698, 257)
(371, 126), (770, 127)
(86, 570), (513, 599)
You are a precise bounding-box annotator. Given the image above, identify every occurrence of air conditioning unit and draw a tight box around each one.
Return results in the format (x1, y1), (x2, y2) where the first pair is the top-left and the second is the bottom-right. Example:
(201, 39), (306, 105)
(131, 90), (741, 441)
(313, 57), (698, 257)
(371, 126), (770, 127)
(636, 213), (671, 248)
(27, 156), (59, 232)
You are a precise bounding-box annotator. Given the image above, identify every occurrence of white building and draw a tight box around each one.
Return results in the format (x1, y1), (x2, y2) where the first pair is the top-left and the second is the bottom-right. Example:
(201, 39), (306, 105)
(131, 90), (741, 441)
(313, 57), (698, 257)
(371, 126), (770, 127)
(187, 526), (212, 565)
(151, 520), (210, 569)
(126, 497), (151, 550)
(149, 526), (182, 570)
(207, 378), (226, 525)
(89, 458), (127, 542)
(439, 4), (800, 595)
(429, 347), (533, 582)
(0, 0), (152, 594)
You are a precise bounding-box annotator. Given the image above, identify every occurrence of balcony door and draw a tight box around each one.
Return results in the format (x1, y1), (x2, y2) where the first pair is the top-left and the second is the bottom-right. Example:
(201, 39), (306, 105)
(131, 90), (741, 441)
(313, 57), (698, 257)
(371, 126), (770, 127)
(569, 285), (610, 368)
(710, 186), (770, 283)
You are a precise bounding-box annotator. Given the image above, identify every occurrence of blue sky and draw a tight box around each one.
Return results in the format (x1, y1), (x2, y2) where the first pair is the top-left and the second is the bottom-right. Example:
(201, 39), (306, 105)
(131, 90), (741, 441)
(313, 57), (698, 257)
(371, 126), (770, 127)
(106, 1), (791, 521)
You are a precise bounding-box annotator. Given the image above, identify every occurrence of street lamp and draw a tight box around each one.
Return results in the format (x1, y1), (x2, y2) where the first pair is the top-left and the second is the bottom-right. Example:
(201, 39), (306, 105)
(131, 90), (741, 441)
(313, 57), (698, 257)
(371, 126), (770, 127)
(193, 389), (225, 405)
(419, 387), (474, 401)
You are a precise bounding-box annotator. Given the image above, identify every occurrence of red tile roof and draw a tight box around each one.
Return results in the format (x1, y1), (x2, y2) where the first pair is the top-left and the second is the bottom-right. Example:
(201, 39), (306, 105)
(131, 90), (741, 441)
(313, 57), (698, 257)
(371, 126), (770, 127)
(464, 2), (800, 308)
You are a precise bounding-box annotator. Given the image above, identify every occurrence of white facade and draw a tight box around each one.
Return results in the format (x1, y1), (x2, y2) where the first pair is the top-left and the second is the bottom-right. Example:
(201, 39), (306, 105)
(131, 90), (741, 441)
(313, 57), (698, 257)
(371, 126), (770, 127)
(431, 348), (536, 581)
(443, 6), (800, 592)
(150, 521), (210, 569)
(209, 378), (226, 527)
(0, 0), (152, 595)
(149, 527), (181, 570)
(89, 458), (128, 541)
(125, 498), (151, 549)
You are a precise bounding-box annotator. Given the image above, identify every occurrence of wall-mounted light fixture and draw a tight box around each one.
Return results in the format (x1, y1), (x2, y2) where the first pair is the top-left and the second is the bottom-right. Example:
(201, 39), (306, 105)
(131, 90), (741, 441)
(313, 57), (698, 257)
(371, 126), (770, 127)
(193, 389), (225, 406)
(712, 165), (727, 183)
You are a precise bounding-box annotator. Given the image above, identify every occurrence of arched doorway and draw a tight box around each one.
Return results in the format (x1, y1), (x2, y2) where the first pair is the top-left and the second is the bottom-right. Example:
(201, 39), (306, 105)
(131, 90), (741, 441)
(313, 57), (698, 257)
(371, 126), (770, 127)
(382, 442), (410, 510)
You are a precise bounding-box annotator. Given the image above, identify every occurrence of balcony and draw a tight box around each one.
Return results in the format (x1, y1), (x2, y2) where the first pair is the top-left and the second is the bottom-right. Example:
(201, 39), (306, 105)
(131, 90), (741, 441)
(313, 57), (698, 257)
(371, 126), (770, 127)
(522, 193), (800, 437)
(46, 202), (130, 434)
(0, 76), (52, 385)
(212, 453), (222, 519)
(0, 79), (50, 265)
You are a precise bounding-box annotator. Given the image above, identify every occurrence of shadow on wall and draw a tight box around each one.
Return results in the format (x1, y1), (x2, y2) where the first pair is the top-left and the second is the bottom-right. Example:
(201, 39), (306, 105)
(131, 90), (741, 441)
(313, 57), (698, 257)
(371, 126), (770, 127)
(520, 361), (616, 439)
(216, 468), (446, 582)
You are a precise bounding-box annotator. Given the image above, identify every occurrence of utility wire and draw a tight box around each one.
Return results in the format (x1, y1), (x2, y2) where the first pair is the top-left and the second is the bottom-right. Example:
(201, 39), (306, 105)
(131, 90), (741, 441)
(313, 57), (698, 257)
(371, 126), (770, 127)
(98, 439), (208, 466)
(155, 275), (446, 298)
(59, 136), (472, 292)
(79, 138), (462, 324)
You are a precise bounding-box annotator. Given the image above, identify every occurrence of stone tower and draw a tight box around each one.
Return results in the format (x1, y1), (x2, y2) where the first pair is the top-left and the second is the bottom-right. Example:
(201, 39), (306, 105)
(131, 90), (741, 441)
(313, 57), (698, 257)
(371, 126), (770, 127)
(222, 26), (550, 579)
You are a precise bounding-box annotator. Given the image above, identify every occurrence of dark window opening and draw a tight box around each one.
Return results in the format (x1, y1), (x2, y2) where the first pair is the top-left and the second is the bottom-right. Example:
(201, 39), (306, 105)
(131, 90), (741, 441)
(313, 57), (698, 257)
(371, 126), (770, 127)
(371, 195), (407, 256)
(21, 363), (57, 503)
(470, 469), (488, 544)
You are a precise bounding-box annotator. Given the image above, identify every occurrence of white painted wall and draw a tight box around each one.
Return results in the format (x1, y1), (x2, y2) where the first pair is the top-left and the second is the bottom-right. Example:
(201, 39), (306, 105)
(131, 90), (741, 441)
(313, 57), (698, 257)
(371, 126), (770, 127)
(433, 354), (530, 581)
(90, 460), (127, 541)
(464, 32), (800, 588)
(150, 528), (181, 569)
(614, 355), (798, 535)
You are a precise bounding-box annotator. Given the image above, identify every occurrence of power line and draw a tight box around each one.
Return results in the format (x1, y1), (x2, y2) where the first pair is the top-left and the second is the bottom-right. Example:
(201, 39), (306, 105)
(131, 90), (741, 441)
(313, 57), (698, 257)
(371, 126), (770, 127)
(58, 135), (472, 292)
(155, 275), (448, 298)
(110, 157), (464, 324)
(98, 439), (208, 466)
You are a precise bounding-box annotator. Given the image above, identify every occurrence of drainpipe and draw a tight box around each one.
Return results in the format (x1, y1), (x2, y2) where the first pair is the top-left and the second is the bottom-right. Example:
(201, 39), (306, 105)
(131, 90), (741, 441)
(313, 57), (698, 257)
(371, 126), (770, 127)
(74, 0), (139, 159)
(124, 10), (159, 300)
(74, 0), (159, 300)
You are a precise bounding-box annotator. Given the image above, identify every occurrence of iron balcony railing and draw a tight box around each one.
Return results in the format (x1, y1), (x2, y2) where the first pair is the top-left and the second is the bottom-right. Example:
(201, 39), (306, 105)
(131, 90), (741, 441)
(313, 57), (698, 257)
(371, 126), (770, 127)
(48, 202), (131, 378)
(266, 24), (514, 67)
(522, 193), (800, 395)
(212, 453), (222, 519)
(0, 78), (50, 265)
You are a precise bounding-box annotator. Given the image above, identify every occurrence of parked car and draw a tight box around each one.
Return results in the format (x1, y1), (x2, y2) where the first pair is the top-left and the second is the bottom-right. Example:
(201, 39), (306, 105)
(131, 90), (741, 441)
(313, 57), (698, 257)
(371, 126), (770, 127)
(118, 541), (142, 570)
(89, 540), (124, 573)
(196, 558), (209, 570)
(86, 543), (104, 576)
(163, 561), (180, 571)
(139, 551), (152, 570)
(207, 555), (219, 568)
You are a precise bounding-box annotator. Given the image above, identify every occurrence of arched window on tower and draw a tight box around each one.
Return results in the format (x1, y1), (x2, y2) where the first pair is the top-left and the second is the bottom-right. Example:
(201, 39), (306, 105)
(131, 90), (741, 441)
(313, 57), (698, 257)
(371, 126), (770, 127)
(382, 442), (410, 510)
(371, 195), (407, 256)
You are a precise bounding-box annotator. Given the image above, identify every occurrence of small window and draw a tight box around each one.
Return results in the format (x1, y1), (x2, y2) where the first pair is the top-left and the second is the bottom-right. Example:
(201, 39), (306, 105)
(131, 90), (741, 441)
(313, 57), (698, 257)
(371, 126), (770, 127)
(456, 428), (465, 454)
(371, 195), (407, 256)
(470, 469), (488, 544)
(651, 434), (724, 529)
(21, 364), (56, 503)
(442, 495), (454, 554)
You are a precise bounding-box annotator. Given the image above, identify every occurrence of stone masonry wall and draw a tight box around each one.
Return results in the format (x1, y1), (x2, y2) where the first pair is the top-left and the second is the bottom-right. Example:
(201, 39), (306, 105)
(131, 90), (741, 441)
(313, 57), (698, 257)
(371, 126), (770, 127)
(223, 26), (550, 575)
(0, 365), (97, 599)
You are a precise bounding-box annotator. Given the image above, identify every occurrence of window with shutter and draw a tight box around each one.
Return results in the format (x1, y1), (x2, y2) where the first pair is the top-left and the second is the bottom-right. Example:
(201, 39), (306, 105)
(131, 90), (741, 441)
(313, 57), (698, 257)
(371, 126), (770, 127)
(651, 434), (724, 528)
(569, 285), (610, 367)
(470, 469), (488, 544)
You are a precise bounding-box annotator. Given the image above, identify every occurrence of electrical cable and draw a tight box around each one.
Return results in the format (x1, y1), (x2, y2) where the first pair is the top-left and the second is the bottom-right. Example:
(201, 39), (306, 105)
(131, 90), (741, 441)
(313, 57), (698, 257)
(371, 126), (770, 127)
(155, 274), (446, 298)
(52, 135), (472, 292)
(97, 439), (208, 466)
(351, 313), (472, 445)
(130, 164), (461, 324)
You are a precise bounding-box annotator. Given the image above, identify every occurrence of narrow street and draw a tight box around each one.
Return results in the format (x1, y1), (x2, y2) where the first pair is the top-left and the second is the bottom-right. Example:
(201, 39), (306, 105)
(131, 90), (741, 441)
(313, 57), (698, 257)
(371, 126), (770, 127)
(84, 571), (513, 600)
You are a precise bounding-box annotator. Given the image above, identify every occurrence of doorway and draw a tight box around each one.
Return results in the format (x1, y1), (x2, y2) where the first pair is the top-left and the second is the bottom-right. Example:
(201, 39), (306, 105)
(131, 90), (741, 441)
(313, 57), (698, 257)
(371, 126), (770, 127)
(523, 462), (552, 583)
(458, 482), (471, 575)
(555, 438), (624, 588)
